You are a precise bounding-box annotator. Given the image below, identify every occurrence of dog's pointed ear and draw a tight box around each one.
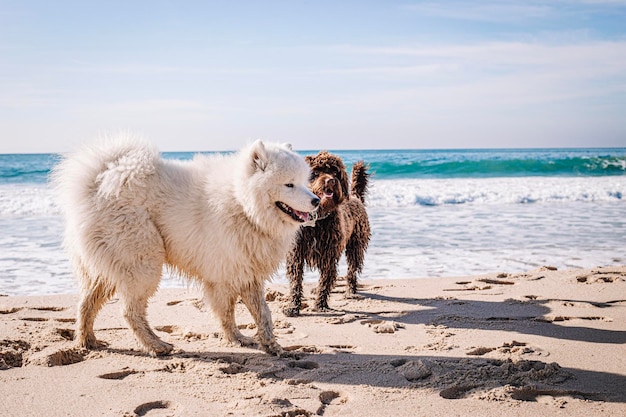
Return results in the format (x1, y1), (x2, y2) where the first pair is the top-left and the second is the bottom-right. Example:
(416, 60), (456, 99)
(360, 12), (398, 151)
(250, 139), (268, 172)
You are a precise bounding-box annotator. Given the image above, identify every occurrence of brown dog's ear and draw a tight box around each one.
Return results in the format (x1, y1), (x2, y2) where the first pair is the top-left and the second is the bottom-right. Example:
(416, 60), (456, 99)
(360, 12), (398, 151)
(338, 165), (350, 200)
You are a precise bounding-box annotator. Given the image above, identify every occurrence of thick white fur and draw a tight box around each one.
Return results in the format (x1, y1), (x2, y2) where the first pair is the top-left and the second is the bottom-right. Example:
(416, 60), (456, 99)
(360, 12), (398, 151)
(51, 133), (319, 356)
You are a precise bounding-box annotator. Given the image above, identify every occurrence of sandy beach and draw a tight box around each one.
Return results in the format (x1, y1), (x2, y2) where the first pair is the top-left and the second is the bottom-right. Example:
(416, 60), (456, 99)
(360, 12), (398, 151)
(1, 266), (625, 416)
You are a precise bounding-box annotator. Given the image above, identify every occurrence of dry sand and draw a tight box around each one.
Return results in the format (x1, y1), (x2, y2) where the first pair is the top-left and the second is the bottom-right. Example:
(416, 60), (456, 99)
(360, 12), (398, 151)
(1, 266), (625, 416)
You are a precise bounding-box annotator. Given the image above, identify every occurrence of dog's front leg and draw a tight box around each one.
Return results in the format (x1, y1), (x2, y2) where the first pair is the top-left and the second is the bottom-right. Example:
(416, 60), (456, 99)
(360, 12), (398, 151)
(240, 281), (283, 356)
(204, 285), (257, 348)
(284, 247), (305, 317)
(315, 262), (338, 311)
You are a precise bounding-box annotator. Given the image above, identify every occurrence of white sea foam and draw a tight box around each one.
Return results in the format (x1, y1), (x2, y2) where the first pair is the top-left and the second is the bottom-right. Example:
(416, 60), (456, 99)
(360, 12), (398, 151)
(1, 176), (625, 217)
(368, 176), (626, 207)
(0, 184), (59, 216)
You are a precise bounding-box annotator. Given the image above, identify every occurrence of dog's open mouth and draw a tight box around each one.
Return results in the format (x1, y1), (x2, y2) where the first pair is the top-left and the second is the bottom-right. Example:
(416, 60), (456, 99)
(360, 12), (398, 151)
(276, 202), (313, 223)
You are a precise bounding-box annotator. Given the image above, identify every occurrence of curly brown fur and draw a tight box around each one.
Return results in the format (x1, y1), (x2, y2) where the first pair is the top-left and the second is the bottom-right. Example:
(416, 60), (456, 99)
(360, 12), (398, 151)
(284, 151), (371, 316)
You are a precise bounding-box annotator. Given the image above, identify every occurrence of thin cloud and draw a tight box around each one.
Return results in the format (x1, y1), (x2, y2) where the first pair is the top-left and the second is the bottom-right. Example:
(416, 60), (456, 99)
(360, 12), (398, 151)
(578, 0), (626, 5)
(82, 99), (217, 113)
(333, 40), (626, 76)
(303, 39), (626, 115)
(401, 1), (553, 22)
(313, 63), (458, 77)
(401, 0), (626, 22)
(59, 62), (270, 76)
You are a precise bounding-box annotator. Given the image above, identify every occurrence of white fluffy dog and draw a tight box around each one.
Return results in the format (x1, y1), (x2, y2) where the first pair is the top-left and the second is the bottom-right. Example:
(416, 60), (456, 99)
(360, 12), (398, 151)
(52, 134), (319, 356)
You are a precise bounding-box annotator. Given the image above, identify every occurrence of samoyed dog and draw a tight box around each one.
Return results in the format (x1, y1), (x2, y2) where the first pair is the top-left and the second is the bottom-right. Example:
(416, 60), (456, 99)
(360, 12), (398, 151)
(52, 134), (319, 356)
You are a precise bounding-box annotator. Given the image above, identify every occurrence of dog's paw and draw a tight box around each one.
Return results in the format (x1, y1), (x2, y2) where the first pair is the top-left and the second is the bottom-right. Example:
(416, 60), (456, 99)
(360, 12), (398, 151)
(148, 340), (174, 357)
(236, 335), (259, 348)
(313, 302), (332, 312)
(76, 335), (108, 351)
(262, 341), (284, 356)
(283, 306), (301, 317)
(345, 293), (364, 300)
(223, 331), (261, 349)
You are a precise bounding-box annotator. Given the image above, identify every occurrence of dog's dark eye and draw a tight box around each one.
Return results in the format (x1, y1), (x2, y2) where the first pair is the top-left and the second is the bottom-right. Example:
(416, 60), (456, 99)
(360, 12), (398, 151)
(285, 183), (294, 188)
(310, 172), (319, 180)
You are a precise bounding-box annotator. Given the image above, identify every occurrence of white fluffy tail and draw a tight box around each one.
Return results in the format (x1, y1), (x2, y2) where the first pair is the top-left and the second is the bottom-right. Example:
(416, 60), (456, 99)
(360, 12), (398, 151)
(51, 133), (159, 209)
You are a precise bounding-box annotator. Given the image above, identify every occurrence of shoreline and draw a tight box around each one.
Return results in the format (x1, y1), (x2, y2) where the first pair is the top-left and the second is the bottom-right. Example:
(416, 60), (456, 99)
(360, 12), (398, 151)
(1, 266), (625, 416)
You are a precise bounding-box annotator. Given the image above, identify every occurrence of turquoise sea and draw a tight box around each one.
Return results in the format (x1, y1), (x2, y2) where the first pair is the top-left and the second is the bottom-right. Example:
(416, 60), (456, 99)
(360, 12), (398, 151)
(1, 147), (625, 295)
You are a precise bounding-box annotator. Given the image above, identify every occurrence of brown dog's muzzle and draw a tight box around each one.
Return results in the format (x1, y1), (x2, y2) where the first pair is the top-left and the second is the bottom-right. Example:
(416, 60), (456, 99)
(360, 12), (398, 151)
(310, 172), (344, 217)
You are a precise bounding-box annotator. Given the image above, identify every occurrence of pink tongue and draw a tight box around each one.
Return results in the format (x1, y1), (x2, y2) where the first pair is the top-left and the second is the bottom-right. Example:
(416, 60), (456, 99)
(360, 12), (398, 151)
(324, 192), (333, 199)
(294, 210), (309, 222)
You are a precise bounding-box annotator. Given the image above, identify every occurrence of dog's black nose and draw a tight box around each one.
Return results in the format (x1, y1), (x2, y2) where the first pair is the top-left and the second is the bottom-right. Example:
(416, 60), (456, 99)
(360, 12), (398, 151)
(311, 197), (320, 207)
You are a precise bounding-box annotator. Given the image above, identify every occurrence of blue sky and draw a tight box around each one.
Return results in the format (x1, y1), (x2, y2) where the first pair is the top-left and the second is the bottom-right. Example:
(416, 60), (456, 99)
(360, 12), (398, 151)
(1, 1), (625, 152)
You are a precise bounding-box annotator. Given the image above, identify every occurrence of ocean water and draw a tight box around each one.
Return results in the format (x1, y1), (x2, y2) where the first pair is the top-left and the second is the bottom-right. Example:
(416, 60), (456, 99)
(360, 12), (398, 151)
(1, 148), (625, 296)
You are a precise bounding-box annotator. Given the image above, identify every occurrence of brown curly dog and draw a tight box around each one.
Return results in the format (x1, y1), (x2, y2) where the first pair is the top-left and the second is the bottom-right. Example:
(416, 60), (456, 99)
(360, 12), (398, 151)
(284, 151), (371, 316)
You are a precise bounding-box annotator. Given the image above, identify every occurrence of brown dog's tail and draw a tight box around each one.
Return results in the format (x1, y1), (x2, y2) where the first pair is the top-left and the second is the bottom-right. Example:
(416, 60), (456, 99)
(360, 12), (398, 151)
(350, 161), (369, 203)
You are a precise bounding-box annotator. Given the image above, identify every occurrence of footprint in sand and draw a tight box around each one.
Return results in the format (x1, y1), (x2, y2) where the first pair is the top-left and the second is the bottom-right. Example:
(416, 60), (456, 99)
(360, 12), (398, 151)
(0, 307), (23, 314)
(268, 391), (346, 416)
(316, 390), (346, 415)
(55, 317), (76, 323)
(54, 328), (75, 341)
(287, 360), (320, 370)
(133, 400), (175, 416)
(536, 315), (613, 323)
(576, 270), (626, 284)
(283, 345), (320, 354)
(215, 355), (249, 375)
(0, 339), (31, 369)
(440, 385), (477, 399)
(30, 306), (66, 312)
(265, 398), (313, 417)
(99, 369), (141, 380)
(220, 362), (248, 374)
(509, 386), (604, 402)
(327, 344), (355, 352)
(100, 363), (185, 380)
(155, 325), (211, 341)
(158, 362), (187, 373)
(446, 274), (520, 292)
(27, 346), (85, 367)
(477, 278), (515, 285)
